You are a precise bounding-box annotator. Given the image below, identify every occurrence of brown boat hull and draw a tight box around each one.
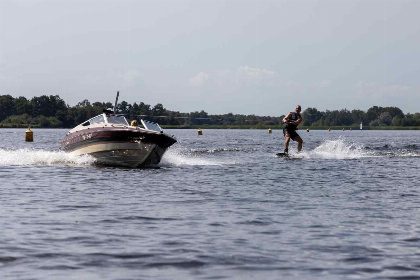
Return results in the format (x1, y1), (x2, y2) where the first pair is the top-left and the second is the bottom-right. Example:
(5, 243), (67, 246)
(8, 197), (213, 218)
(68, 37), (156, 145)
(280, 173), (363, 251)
(61, 127), (176, 167)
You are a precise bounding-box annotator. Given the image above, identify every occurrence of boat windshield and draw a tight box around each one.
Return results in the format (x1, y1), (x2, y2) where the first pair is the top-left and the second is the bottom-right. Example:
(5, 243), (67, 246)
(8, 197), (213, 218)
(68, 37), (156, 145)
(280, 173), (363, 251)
(89, 115), (105, 124)
(107, 115), (128, 125)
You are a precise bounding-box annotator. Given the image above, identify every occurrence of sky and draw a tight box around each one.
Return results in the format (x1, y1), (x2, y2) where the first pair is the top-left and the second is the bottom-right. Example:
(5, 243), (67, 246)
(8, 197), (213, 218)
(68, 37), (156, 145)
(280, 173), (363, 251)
(0, 0), (419, 116)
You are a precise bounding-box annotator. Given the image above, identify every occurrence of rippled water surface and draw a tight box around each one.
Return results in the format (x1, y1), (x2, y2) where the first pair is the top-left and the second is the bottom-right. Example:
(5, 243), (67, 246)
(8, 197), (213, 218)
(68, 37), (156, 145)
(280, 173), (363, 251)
(0, 128), (419, 279)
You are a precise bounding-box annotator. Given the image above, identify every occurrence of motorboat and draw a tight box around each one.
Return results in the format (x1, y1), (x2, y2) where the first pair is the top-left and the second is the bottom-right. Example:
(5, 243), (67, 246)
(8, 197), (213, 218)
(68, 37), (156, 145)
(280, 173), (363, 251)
(61, 93), (176, 167)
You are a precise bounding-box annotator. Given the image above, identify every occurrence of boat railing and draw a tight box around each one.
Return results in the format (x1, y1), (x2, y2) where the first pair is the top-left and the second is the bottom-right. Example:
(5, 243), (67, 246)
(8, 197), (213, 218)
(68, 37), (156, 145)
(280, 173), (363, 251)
(141, 119), (163, 132)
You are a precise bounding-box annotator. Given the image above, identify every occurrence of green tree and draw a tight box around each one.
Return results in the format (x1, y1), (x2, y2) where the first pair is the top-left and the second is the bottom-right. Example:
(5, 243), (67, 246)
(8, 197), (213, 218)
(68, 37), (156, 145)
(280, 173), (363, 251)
(0, 95), (16, 122)
(31, 95), (66, 117)
(190, 110), (209, 125)
(222, 113), (235, 125)
(117, 100), (129, 115)
(302, 107), (322, 126)
(366, 106), (382, 123)
(391, 116), (404, 126)
(1, 114), (32, 125)
(351, 109), (367, 124)
(413, 113), (420, 125)
(76, 99), (91, 107)
(139, 102), (151, 116)
(383, 107), (404, 119)
(14, 96), (31, 115)
(152, 103), (166, 116)
(378, 112), (392, 126)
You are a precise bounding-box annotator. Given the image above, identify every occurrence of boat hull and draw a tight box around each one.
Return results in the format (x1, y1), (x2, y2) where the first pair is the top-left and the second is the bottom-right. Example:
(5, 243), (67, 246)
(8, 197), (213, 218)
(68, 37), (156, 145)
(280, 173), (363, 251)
(61, 127), (176, 167)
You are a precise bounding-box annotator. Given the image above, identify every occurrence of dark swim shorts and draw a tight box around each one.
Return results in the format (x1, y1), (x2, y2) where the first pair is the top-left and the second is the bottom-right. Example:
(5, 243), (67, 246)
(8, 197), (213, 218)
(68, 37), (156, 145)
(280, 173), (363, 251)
(283, 128), (300, 140)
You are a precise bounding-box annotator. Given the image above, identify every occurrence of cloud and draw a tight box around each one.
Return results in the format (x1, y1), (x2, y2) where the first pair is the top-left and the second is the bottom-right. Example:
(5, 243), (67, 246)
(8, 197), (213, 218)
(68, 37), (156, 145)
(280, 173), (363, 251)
(188, 72), (209, 86)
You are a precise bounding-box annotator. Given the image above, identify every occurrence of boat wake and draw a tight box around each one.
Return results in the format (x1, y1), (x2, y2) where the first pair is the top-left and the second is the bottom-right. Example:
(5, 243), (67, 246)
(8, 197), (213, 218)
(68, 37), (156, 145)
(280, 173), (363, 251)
(1, 139), (417, 168)
(296, 139), (370, 159)
(290, 139), (420, 160)
(0, 147), (236, 168)
(189, 147), (258, 154)
(160, 149), (239, 167)
(0, 148), (96, 167)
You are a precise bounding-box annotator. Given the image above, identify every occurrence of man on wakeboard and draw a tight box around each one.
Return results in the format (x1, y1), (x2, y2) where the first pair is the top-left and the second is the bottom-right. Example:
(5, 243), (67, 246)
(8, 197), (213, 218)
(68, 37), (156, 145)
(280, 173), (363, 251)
(282, 105), (303, 155)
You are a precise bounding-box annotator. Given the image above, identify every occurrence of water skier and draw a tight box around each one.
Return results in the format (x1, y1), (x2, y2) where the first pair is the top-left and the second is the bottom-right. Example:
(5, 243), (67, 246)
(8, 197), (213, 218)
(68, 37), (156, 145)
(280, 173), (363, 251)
(282, 105), (303, 155)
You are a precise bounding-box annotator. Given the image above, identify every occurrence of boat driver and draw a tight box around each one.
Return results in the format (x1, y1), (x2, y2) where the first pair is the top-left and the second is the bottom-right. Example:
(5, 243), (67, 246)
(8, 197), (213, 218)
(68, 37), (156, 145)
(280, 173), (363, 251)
(282, 105), (303, 154)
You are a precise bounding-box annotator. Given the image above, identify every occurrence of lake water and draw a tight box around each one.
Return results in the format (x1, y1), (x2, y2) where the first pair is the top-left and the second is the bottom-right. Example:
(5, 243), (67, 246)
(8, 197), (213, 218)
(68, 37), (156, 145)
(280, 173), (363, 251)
(0, 128), (419, 279)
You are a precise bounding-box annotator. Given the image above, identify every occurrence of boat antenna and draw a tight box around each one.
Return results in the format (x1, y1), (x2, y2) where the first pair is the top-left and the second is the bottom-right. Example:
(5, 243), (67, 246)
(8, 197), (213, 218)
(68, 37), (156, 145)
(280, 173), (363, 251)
(114, 91), (119, 114)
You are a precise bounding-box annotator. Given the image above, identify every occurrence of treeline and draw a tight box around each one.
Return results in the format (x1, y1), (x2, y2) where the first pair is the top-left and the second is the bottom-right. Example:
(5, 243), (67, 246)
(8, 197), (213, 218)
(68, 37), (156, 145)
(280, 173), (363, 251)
(0, 94), (419, 128)
(301, 107), (420, 127)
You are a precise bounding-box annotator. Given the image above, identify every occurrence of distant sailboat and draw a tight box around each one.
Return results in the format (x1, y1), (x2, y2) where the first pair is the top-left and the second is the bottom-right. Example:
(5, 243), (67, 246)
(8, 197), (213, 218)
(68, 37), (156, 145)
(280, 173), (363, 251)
(360, 122), (363, 130)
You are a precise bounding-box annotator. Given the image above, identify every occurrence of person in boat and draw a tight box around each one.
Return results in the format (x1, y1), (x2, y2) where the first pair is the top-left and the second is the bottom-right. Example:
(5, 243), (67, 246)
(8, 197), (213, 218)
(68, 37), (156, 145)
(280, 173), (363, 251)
(282, 105), (303, 154)
(131, 120), (139, 127)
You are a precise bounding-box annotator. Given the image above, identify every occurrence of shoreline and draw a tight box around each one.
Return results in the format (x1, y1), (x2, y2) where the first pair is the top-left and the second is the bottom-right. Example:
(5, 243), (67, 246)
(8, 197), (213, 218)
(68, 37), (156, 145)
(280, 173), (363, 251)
(0, 124), (419, 130)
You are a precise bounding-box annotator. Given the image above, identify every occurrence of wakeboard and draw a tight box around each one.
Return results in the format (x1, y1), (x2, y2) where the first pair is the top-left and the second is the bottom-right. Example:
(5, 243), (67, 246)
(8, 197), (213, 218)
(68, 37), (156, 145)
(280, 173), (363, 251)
(275, 152), (289, 158)
(275, 153), (302, 160)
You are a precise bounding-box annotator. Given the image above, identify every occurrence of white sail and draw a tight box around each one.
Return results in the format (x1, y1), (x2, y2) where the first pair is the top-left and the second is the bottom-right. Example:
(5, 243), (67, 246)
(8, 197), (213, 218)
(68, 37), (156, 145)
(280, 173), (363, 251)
(360, 122), (363, 130)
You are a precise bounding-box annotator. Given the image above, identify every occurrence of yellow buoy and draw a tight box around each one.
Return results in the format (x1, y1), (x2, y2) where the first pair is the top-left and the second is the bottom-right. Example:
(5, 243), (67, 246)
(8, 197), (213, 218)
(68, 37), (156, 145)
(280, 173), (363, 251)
(25, 127), (33, 142)
(197, 129), (203, 135)
(268, 128), (272, 134)
(306, 128), (309, 132)
(328, 128), (331, 132)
